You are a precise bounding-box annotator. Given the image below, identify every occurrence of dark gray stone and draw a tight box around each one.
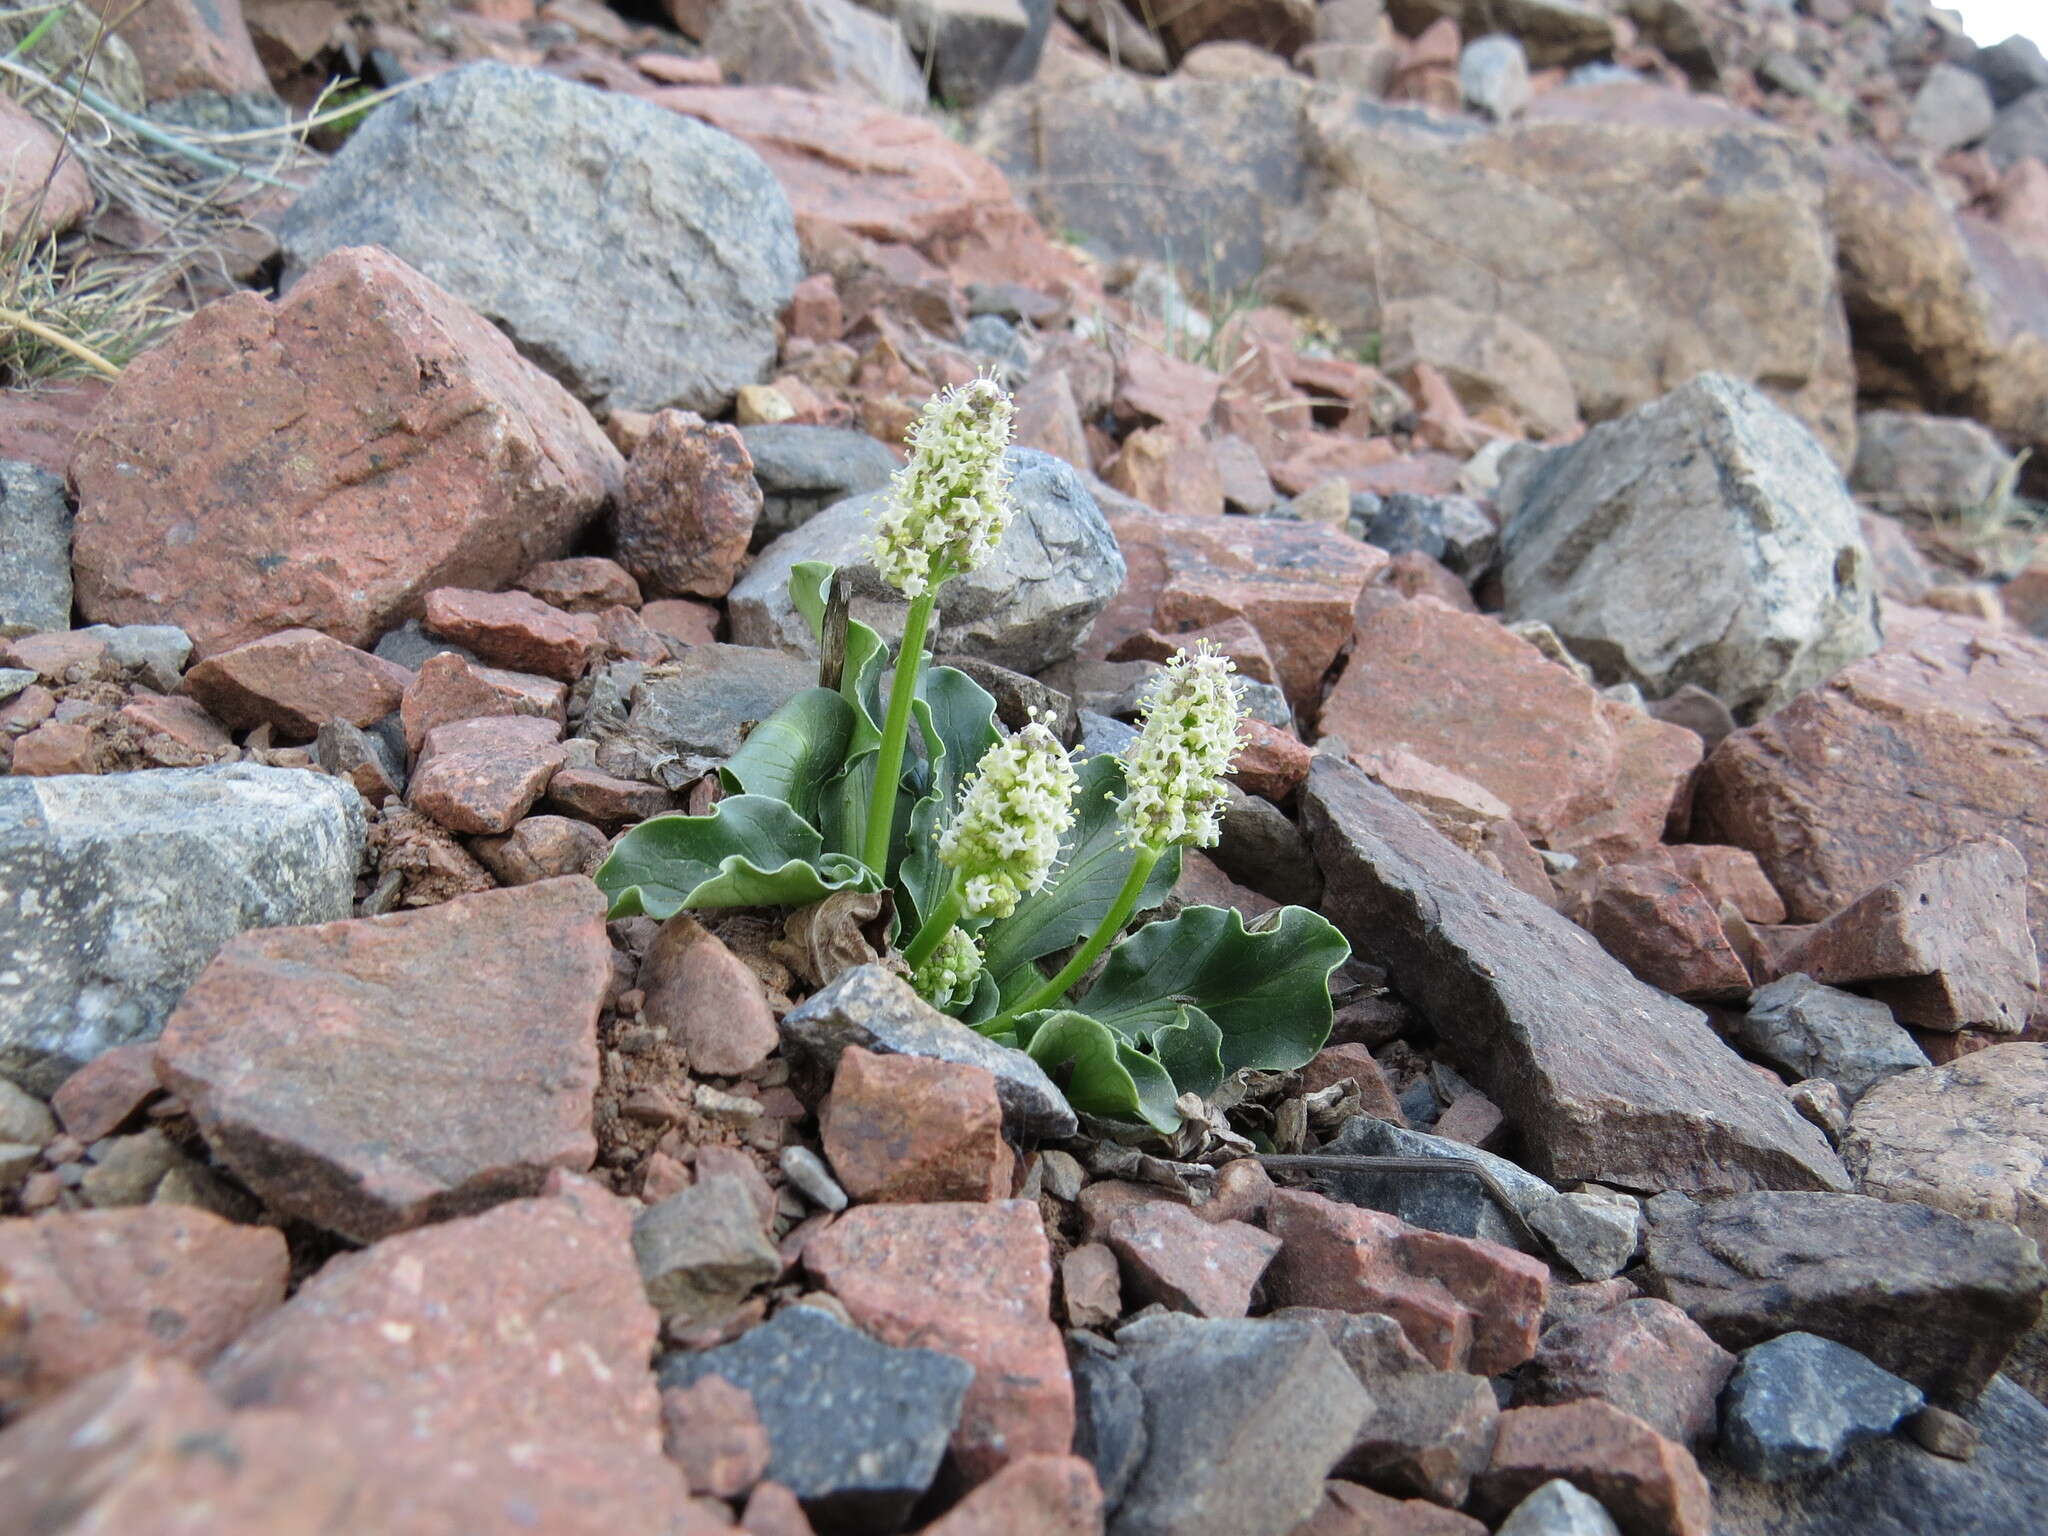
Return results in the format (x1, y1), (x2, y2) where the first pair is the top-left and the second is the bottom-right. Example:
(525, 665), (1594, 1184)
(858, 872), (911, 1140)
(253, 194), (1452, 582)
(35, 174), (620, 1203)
(740, 424), (901, 546)
(1077, 709), (1136, 760)
(1985, 89), (2048, 173)
(1708, 1375), (2048, 1536)
(1718, 1331), (1923, 1481)
(1495, 1478), (1623, 1536)
(1359, 493), (1497, 578)
(1335, 1369), (1498, 1505)
(1111, 1311), (1373, 1536)
(730, 448), (1125, 674)
(1734, 974), (1928, 1104)
(373, 618), (475, 672)
(877, 0), (1048, 107)
(280, 63), (800, 416)
(0, 765), (366, 1095)
(1638, 1190), (2048, 1406)
(0, 460), (72, 635)
(1266, 1307), (1435, 1386)
(588, 644), (814, 790)
(779, 963), (1078, 1139)
(1968, 35), (2048, 105)
(1213, 788), (1323, 910)
(1071, 1344), (1148, 1513)
(935, 653), (1076, 741)
(659, 1304), (971, 1532)
(1849, 410), (2012, 521)
(1302, 756), (1850, 1195)
(1321, 1114), (1553, 1255)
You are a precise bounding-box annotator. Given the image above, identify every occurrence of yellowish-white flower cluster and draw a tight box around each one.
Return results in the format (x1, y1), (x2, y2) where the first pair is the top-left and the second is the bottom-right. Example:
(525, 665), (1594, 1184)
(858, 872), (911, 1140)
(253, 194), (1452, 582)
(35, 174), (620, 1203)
(866, 377), (1015, 599)
(1117, 643), (1245, 852)
(911, 923), (983, 1007)
(937, 718), (1078, 919)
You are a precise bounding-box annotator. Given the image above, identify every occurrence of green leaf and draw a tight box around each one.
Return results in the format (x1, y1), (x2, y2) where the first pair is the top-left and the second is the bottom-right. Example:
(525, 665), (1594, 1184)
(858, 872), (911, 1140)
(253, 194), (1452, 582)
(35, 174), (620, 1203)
(898, 665), (1002, 925)
(1079, 904), (1350, 1076)
(1150, 1004), (1226, 1101)
(954, 968), (1002, 1026)
(595, 794), (874, 919)
(981, 755), (1182, 980)
(1016, 1010), (1185, 1133)
(719, 687), (855, 826)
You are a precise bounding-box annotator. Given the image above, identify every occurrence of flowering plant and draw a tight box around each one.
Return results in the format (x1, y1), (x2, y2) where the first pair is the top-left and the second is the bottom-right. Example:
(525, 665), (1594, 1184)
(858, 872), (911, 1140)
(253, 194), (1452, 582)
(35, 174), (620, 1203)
(596, 383), (1347, 1133)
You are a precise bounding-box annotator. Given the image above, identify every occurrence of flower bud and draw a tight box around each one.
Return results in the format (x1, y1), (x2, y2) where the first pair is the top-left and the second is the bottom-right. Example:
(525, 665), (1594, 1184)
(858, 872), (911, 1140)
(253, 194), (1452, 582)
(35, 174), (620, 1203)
(938, 717), (1078, 920)
(1117, 643), (1245, 852)
(867, 377), (1015, 599)
(911, 923), (983, 1008)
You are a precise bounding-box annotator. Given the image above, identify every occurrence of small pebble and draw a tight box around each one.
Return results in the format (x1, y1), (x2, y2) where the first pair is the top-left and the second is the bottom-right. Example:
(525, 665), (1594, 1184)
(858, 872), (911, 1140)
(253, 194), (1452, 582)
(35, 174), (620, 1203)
(779, 1145), (849, 1212)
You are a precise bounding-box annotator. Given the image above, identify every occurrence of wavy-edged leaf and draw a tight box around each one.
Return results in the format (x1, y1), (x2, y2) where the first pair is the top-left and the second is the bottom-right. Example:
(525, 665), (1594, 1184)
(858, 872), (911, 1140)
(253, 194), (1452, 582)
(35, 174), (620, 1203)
(792, 561), (892, 861)
(898, 664), (1002, 924)
(1150, 1004), (1226, 1101)
(1079, 904), (1349, 1075)
(718, 687), (855, 826)
(1016, 1009), (1184, 1133)
(981, 755), (1181, 981)
(594, 794), (873, 919)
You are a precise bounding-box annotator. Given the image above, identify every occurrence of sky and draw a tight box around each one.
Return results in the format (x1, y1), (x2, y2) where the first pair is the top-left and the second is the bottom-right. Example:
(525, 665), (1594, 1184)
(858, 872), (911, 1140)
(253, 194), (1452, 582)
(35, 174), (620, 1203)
(1945, 0), (2041, 49)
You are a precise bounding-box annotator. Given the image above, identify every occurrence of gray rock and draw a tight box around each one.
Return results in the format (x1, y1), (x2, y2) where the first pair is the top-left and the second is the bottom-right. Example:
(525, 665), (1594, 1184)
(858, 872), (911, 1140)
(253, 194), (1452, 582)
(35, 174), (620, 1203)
(1499, 373), (1880, 720)
(1320, 1114), (1554, 1255)
(1266, 1307), (1435, 1385)
(1968, 35), (2048, 106)
(631, 1174), (781, 1325)
(1071, 1345), (1148, 1512)
(1985, 88), (2048, 172)
(0, 668), (33, 703)
(1112, 1311), (1373, 1536)
(936, 653), (1076, 741)
(1240, 679), (1292, 729)
(1706, 1375), (2048, 1536)
(105, 627), (191, 692)
(0, 460), (72, 635)
(0, 1077), (55, 1145)
(587, 645), (814, 790)
(1213, 788), (1323, 910)
(373, 618), (475, 672)
(1905, 63), (1996, 152)
(1336, 1369), (1498, 1505)
(1638, 1189), (2048, 1406)
(1850, 410), (2013, 520)
(0, 765), (366, 1095)
(0, 1143), (36, 1195)
(1302, 756), (1851, 1195)
(659, 1303), (972, 1532)
(1388, 0), (1616, 67)
(740, 424), (901, 545)
(1496, 1478), (1623, 1536)
(1734, 974), (1928, 1104)
(1079, 710), (1139, 759)
(280, 63), (799, 416)
(729, 447), (1124, 674)
(1460, 34), (1532, 120)
(874, 0), (1047, 107)
(780, 964), (1078, 1139)
(1357, 493), (1497, 577)
(778, 1145), (849, 1212)
(710, 0), (926, 112)
(1718, 1331), (1924, 1481)
(1527, 1190), (1641, 1283)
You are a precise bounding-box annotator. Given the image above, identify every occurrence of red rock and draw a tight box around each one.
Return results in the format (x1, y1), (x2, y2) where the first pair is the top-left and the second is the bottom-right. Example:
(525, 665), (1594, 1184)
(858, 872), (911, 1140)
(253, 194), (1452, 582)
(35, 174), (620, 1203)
(155, 878), (609, 1243)
(1294, 1480), (1490, 1536)
(1105, 423), (1228, 518)
(1116, 344), (1222, 432)
(1089, 509), (1390, 711)
(742, 1480), (817, 1536)
(408, 713), (566, 835)
(400, 650), (569, 753)
(1473, 1400), (1712, 1536)
(803, 1200), (1072, 1480)
(1299, 1043), (1406, 1123)
(617, 409), (764, 599)
(1265, 1188), (1548, 1373)
(0, 682), (55, 734)
(1661, 845), (1786, 925)
(1323, 601), (1700, 863)
(119, 694), (234, 759)
(0, 97), (91, 243)
(1075, 1180), (1182, 1244)
(10, 720), (99, 775)
(641, 914), (781, 1077)
(1266, 433), (1403, 498)
(206, 1178), (699, 1531)
(1384, 550), (1480, 611)
(547, 765), (677, 827)
(2, 628), (115, 683)
(1338, 1370), (1500, 1507)
(82, 0), (269, 98)
(0, 381), (105, 477)
(2004, 563), (2048, 637)
(594, 603), (676, 663)
(1432, 1091), (1505, 1149)
(1350, 747), (1557, 906)
(821, 1046), (1014, 1204)
(1105, 1200), (1281, 1318)
(1514, 1299), (1735, 1447)
(0, 1206), (287, 1414)
(1577, 861), (1751, 1001)
(1233, 719), (1316, 802)
(51, 1042), (162, 1142)
(1213, 432), (1279, 513)
(1774, 837), (2039, 1033)
(662, 1374), (773, 1499)
(518, 556), (644, 612)
(784, 272), (845, 342)
(1060, 1241), (1123, 1328)
(422, 587), (604, 682)
(1111, 614), (1281, 685)
(642, 597), (724, 648)
(1694, 615), (2048, 995)
(70, 246), (622, 660)
(183, 628), (413, 740)
(916, 1454), (1103, 1536)
(1013, 366), (1091, 470)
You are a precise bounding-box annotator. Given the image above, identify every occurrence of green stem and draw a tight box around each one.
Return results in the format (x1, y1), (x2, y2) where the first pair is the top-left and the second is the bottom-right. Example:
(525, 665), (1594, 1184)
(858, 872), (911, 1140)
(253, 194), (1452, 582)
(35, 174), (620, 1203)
(1008, 845), (1161, 1018)
(901, 873), (967, 971)
(861, 587), (938, 876)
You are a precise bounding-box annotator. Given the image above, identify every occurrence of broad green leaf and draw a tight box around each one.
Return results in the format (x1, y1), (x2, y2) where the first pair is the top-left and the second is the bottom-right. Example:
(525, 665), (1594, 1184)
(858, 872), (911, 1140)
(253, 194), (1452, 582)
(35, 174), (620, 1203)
(954, 968), (1002, 1027)
(1079, 904), (1349, 1075)
(792, 561), (893, 862)
(981, 755), (1181, 981)
(595, 794), (873, 919)
(1016, 1010), (1184, 1133)
(719, 687), (855, 826)
(898, 665), (1001, 924)
(1150, 1004), (1226, 1101)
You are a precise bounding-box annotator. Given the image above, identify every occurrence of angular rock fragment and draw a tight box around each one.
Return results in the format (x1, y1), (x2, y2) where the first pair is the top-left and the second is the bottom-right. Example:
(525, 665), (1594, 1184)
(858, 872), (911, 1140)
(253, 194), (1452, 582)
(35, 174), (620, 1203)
(1105, 1200), (1281, 1319)
(1473, 1400), (1712, 1536)
(1515, 1299), (1735, 1447)
(1717, 1332), (1923, 1482)
(406, 713), (565, 835)
(1733, 975), (1927, 1104)
(633, 1175), (782, 1326)
(821, 1046), (1014, 1204)
(183, 629), (412, 740)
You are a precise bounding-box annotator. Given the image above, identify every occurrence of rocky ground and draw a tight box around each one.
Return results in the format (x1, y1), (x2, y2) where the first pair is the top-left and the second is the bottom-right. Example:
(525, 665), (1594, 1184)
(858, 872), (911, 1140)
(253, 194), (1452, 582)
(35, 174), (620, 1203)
(3, 0), (2048, 1531)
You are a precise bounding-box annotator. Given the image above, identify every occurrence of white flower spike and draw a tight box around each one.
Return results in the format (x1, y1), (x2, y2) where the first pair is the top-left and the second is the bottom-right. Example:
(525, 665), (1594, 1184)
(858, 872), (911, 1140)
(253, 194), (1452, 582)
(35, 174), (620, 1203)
(867, 376), (1016, 599)
(1117, 642), (1246, 853)
(938, 716), (1079, 920)
(911, 923), (983, 1008)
